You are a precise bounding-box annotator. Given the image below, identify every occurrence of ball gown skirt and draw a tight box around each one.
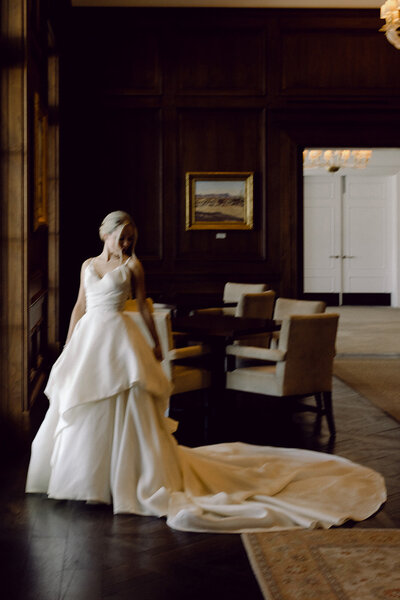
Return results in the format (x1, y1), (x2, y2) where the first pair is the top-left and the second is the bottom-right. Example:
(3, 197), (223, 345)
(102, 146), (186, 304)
(26, 261), (386, 533)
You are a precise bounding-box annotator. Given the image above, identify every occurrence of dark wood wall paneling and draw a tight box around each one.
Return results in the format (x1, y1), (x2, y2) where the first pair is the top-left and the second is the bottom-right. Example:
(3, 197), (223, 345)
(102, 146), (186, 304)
(60, 8), (400, 337)
(279, 13), (400, 98)
(27, 1), (50, 411)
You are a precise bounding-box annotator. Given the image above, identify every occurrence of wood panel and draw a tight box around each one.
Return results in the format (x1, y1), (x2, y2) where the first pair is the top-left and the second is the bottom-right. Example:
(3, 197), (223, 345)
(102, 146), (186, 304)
(176, 108), (266, 261)
(59, 6), (400, 325)
(92, 29), (161, 95)
(281, 30), (400, 96)
(28, 230), (48, 412)
(70, 106), (163, 262)
(278, 12), (400, 98)
(28, 284), (47, 408)
(102, 106), (163, 260)
(174, 28), (266, 95)
(1, 0), (29, 446)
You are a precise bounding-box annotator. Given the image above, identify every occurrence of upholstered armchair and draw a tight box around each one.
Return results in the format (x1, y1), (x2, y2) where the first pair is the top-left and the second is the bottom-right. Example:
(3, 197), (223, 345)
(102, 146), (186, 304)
(234, 290), (276, 348)
(125, 297), (188, 348)
(158, 310), (211, 441)
(226, 313), (339, 436)
(124, 304), (210, 394)
(164, 313), (211, 396)
(124, 307), (211, 440)
(193, 282), (268, 316)
(270, 297), (326, 347)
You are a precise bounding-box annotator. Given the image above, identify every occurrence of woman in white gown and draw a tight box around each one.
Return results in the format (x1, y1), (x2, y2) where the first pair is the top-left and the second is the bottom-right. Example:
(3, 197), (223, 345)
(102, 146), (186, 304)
(26, 211), (386, 533)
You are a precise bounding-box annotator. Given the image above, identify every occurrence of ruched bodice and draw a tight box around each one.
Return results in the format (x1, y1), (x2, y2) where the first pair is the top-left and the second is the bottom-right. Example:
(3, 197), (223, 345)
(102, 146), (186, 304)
(85, 260), (131, 312)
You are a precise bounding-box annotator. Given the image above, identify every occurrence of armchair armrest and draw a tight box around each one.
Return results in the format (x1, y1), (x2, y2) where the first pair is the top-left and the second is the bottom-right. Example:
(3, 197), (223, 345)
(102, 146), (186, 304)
(225, 345), (286, 362)
(168, 344), (210, 361)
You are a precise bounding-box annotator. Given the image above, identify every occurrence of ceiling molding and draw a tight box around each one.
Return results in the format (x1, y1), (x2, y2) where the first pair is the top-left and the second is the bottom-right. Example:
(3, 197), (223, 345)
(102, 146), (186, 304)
(71, 1), (382, 9)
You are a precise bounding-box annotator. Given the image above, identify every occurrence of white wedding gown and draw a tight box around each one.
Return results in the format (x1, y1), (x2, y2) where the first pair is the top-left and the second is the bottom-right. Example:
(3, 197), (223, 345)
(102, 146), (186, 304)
(26, 260), (386, 533)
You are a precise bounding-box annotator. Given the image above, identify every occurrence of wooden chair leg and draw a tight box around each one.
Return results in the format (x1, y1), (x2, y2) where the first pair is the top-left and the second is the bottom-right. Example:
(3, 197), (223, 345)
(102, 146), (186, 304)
(311, 393), (322, 435)
(314, 393), (323, 416)
(323, 391), (336, 436)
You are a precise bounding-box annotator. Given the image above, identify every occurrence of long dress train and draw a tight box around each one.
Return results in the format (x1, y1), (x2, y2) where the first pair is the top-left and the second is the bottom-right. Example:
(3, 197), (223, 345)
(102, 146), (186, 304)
(26, 260), (386, 533)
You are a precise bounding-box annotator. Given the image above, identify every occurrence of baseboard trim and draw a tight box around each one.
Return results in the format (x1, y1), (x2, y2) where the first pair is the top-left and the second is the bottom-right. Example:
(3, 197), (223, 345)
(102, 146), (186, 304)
(302, 293), (339, 306)
(342, 293), (391, 306)
(302, 293), (391, 307)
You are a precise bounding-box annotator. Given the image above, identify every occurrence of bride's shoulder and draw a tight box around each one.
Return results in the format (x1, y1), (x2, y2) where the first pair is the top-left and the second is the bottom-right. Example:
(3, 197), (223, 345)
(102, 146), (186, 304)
(81, 257), (95, 272)
(126, 254), (142, 272)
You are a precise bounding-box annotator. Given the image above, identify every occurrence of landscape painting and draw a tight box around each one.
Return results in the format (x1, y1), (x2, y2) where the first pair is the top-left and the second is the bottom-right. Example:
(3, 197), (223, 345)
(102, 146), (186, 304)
(185, 172), (254, 230)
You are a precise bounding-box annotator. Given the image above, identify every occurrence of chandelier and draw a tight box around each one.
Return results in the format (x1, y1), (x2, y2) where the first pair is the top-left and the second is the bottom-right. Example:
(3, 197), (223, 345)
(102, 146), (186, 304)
(380, 1), (400, 49)
(303, 149), (373, 173)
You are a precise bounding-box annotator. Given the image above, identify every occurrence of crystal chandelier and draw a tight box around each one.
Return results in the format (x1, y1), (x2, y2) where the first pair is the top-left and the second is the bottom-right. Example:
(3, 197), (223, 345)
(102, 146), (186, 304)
(303, 149), (373, 173)
(380, 1), (400, 49)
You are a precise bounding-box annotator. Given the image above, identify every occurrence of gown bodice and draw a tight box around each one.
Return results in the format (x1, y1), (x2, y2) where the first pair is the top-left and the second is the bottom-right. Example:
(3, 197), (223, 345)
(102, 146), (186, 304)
(43, 256), (172, 413)
(85, 259), (131, 313)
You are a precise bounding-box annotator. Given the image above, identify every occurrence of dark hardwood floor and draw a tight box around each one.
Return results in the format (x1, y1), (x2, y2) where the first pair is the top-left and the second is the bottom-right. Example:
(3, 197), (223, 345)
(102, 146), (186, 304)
(1, 377), (399, 599)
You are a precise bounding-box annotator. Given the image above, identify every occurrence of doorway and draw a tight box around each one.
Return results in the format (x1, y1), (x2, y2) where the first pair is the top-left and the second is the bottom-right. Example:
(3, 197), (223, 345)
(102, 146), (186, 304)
(303, 149), (400, 307)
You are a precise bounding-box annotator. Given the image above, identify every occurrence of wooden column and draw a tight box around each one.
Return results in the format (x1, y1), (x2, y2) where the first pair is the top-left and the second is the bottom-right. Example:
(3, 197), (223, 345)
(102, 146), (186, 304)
(0, 0), (29, 443)
(47, 40), (60, 358)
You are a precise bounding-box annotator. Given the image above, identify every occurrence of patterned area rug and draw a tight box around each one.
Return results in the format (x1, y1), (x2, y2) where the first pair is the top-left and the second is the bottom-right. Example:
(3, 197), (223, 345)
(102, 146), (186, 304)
(242, 529), (400, 600)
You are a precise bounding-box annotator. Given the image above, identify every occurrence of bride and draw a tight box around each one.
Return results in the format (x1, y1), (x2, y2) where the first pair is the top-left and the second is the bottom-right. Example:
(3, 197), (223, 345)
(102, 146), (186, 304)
(26, 210), (386, 533)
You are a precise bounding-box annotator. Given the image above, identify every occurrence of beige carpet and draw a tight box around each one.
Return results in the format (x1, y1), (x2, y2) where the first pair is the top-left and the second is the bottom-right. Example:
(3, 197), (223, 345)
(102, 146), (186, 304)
(242, 529), (400, 600)
(327, 306), (400, 357)
(324, 306), (400, 423)
(334, 359), (400, 423)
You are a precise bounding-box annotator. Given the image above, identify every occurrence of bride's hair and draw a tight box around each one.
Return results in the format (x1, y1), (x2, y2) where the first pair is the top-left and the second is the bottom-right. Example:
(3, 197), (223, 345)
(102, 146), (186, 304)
(99, 211), (138, 249)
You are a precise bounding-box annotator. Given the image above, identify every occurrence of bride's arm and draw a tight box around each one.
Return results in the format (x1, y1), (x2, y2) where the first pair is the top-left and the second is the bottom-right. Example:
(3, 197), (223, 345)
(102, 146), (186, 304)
(130, 259), (163, 361)
(65, 259), (90, 345)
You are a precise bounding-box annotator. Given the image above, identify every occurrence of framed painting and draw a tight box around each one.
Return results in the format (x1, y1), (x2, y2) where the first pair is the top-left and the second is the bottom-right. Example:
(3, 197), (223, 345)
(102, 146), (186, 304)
(185, 172), (254, 230)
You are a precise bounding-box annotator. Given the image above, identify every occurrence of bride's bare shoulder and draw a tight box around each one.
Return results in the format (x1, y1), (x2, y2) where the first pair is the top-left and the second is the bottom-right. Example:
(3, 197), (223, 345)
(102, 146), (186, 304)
(81, 257), (95, 272)
(126, 255), (142, 273)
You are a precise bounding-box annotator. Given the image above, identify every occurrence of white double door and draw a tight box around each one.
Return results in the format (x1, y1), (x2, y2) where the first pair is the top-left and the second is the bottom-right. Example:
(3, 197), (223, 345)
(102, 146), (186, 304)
(303, 175), (393, 301)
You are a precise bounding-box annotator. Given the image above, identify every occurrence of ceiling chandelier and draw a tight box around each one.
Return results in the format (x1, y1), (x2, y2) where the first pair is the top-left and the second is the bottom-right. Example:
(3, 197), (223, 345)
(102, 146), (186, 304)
(380, 1), (400, 49)
(303, 149), (373, 173)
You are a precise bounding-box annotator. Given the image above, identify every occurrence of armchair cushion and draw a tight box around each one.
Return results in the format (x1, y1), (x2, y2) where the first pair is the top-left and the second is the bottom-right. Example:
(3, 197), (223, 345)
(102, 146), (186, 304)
(223, 282), (267, 304)
(227, 365), (279, 396)
(168, 345), (210, 361)
(226, 345), (286, 362)
(273, 298), (326, 321)
(171, 365), (211, 395)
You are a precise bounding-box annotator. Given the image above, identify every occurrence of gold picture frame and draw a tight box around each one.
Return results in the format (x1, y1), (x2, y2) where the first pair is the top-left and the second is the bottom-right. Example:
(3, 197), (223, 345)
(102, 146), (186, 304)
(33, 92), (48, 230)
(185, 171), (254, 230)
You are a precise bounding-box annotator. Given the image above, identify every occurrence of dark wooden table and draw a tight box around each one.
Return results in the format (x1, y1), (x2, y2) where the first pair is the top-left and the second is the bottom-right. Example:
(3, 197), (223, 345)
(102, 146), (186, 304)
(172, 313), (279, 442)
(172, 313), (277, 339)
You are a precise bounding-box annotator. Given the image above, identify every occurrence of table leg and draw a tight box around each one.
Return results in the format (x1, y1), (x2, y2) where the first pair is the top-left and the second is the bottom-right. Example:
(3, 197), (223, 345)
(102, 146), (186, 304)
(206, 337), (235, 444)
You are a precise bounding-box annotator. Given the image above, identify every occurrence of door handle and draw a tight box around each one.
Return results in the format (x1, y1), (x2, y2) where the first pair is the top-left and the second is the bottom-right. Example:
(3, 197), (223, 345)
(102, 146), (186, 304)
(329, 255), (340, 258)
(342, 255), (355, 259)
